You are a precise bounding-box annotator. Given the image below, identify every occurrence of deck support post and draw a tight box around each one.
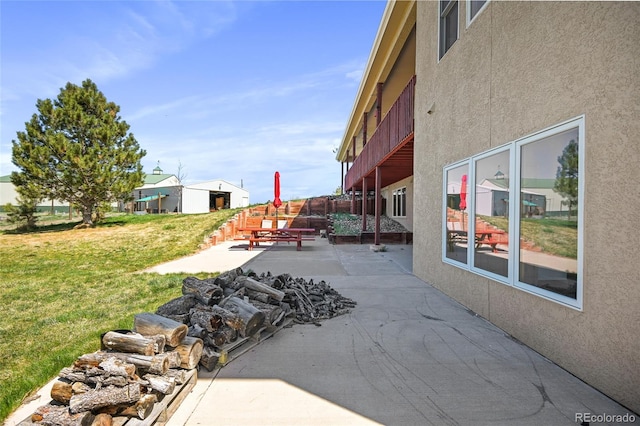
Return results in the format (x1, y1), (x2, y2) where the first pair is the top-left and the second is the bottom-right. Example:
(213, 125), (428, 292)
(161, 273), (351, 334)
(375, 167), (381, 246)
(361, 178), (367, 232)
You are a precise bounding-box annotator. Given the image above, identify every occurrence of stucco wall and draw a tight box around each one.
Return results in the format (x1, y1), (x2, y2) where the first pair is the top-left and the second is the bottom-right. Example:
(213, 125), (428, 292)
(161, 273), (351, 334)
(414, 1), (639, 412)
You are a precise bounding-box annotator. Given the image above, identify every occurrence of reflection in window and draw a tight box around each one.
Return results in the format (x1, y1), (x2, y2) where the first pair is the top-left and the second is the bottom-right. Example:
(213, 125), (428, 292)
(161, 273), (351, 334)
(442, 116), (583, 309)
(445, 163), (469, 264)
(518, 128), (579, 299)
(474, 149), (510, 278)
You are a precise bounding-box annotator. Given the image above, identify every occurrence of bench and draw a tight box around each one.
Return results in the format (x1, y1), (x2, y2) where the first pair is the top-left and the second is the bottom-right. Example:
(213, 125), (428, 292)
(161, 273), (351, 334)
(249, 236), (302, 251)
(446, 221), (468, 252)
(475, 236), (508, 253)
(447, 231), (468, 251)
(237, 227), (316, 251)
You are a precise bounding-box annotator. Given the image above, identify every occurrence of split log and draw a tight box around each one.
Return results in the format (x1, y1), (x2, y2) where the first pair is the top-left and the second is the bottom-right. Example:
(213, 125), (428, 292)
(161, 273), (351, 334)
(206, 325), (237, 348)
(207, 305), (243, 331)
(188, 323), (207, 339)
(32, 404), (95, 426)
(244, 289), (270, 303)
(220, 296), (265, 337)
(206, 332), (225, 348)
(91, 413), (112, 426)
(69, 384), (141, 414)
(156, 350), (182, 369)
(182, 276), (223, 306)
(51, 380), (73, 404)
(59, 367), (128, 388)
(101, 331), (166, 355)
(244, 277), (285, 301)
(99, 357), (137, 377)
(142, 373), (176, 395)
(279, 302), (294, 317)
(164, 368), (188, 385)
(226, 275), (248, 291)
(250, 300), (286, 327)
(168, 336), (203, 369)
(151, 334), (166, 354)
(272, 274), (292, 289)
(97, 394), (157, 420)
(222, 286), (244, 298)
(156, 294), (197, 317)
(73, 382), (91, 394)
(117, 394), (157, 420)
(133, 313), (188, 347)
(213, 267), (244, 288)
(199, 346), (222, 371)
(77, 352), (169, 375)
(189, 307), (222, 333)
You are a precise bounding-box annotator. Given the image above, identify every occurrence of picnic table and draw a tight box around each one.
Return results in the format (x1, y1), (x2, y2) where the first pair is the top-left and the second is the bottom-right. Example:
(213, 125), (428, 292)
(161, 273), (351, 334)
(474, 229), (507, 252)
(237, 227), (316, 251)
(447, 222), (507, 253)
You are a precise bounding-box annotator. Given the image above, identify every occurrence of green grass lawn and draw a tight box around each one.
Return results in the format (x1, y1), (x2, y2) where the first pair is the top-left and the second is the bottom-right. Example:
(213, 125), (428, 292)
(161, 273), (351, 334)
(480, 215), (578, 258)
(0, 210), (239, 422)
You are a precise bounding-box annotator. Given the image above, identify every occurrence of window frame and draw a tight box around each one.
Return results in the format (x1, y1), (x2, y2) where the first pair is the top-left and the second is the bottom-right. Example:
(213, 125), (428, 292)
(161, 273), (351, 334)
(513, 118), (585, 309)
(469, 144), (515, 283)
(442, 116), (585, 310)
(439, 0), (459, 60)
(442, 161), (470, 267)
(392, 186), (407, 217)
(466, 0), (490, 27)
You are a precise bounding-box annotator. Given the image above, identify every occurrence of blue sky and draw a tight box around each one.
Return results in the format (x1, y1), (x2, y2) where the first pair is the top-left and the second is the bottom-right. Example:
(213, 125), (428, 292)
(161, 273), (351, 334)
(0, 0), (386, 204)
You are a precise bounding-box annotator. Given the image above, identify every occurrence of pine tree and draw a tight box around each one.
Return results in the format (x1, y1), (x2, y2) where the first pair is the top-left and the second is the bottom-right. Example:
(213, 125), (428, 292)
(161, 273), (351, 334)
(553, 139), (579, 220)
(4, 182), (42, 231)
(11, 79), (146, 226)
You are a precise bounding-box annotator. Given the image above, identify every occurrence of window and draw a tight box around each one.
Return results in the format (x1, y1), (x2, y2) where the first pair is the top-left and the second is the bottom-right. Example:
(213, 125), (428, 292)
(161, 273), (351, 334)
(392, 187), (407, 217)
(467, 0), (489, 26)
(516, 125), (581, 303)
(443, 163), (469, 265)
(439, 0), (459, 60)
(443, 117), (584, 309)
(472, 147), (511, 280)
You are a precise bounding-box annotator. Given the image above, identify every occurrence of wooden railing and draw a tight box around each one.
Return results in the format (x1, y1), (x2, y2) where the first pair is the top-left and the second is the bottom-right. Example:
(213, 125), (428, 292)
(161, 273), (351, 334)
(345, 75), (415, 190)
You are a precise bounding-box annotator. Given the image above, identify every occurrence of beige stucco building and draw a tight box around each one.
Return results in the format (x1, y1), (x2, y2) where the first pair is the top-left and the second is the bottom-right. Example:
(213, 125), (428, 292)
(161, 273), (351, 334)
(337, 0), (639, 413)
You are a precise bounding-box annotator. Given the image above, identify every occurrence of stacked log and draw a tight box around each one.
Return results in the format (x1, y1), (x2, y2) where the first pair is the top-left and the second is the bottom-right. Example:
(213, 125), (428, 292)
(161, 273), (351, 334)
(152, 270), (356, 372)
(24, 315), (200, 425)
(21, 269), (356, 424)
(133, 313), (188, 347)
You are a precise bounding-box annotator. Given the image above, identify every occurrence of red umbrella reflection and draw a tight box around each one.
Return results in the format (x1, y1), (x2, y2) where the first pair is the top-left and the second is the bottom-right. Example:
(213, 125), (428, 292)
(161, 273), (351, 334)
(459, 174), (467, 231)
(273, 171), (282, 209)
(459, 174), (467, 210)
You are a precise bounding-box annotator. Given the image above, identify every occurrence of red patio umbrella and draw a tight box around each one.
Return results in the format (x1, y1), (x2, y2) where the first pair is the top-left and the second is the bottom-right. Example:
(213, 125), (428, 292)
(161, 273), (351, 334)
(459, 174), (467, 230)
(459, 174), (467, 210)
(274, 171), (282, 209)
(273, 171), (282, 226)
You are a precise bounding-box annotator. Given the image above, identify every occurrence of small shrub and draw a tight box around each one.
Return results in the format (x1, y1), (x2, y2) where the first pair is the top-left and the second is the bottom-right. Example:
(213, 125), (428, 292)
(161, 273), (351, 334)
(4, 201), (38, 231)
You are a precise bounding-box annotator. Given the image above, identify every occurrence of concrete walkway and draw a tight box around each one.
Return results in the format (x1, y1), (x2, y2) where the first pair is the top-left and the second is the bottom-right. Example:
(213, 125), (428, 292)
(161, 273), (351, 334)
(6, 238), (636, 425)
(164, 239), (636, 426)
(143, 240), (272, 275)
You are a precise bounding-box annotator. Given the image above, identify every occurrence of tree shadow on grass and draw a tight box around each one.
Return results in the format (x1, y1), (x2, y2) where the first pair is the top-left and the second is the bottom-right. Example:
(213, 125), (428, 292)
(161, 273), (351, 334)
(2, 220), (83, 234)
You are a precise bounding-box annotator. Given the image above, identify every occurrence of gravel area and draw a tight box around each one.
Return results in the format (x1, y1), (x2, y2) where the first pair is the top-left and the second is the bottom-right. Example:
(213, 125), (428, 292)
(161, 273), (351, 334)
(329, 213), (408, 235)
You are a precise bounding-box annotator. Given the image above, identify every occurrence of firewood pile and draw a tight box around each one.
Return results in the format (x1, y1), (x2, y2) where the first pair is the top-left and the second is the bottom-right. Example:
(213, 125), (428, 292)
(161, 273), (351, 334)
(20, 268), (355, 426)
(22, 312), (201, 426)
(157, 267), (357, 370)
